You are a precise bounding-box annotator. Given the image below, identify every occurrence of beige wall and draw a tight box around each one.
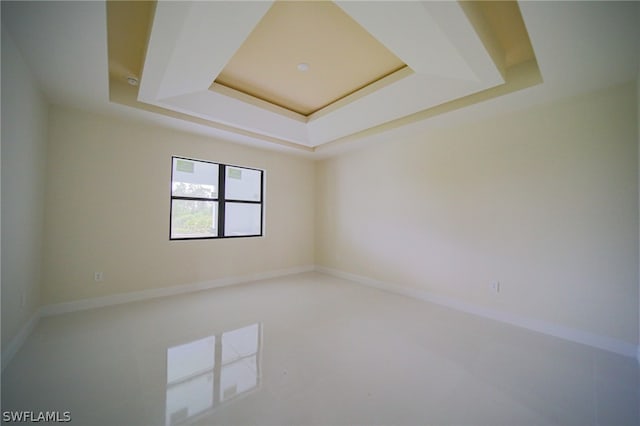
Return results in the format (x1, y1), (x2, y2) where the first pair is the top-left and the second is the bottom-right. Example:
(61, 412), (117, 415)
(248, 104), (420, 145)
(317, 81), (639, 345)
(1, 29), (49, 350)
(42, 106), (315, 305)
(3, 39), (638, 355)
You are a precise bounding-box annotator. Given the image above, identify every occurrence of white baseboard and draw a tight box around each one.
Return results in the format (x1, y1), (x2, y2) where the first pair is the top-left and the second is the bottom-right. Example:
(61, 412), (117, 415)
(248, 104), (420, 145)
(40, 265), (315, 317)
(3, 265), (315, 369)
(3, 265), (637, 368)
(1, 309), (41, 371)
(316, 266), (639, 359)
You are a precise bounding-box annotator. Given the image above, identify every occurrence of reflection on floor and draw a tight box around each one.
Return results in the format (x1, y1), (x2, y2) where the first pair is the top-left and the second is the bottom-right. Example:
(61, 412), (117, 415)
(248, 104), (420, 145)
(2, 272), (639, 425)
(166, 323), (261, 425)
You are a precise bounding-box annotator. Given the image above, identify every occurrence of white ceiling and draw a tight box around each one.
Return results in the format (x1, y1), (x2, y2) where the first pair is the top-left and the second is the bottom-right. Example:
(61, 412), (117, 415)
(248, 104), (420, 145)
(2, 1), (639, 158)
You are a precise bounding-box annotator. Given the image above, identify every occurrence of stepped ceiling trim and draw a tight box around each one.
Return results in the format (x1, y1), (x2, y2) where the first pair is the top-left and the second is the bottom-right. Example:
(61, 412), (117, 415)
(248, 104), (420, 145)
(107, 1), (538, 152)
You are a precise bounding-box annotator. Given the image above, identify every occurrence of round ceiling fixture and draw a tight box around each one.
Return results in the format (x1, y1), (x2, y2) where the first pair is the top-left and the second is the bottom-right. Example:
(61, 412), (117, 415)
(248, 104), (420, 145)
(297, 63), (309, 72)
(127, 76), (139, 86)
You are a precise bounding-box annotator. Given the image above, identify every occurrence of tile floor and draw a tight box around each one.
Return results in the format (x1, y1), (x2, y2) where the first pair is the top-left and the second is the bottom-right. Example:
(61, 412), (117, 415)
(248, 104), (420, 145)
(2, 272), (639, 425)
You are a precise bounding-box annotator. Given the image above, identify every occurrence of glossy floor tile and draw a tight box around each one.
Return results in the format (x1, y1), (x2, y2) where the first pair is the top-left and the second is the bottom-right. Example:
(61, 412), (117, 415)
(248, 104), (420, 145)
(2, 272), (639, 425)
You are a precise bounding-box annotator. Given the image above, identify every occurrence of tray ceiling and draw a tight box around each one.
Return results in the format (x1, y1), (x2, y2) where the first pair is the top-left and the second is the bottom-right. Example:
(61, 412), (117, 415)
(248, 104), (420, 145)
(214, 1), (407, 116)
(107, 1), (539, 153)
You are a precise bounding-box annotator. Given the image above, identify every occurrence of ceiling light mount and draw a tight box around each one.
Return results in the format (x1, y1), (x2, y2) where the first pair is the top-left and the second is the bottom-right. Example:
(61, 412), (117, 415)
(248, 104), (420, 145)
(127, 76), (139, 86)
(296, 63), (309, 72)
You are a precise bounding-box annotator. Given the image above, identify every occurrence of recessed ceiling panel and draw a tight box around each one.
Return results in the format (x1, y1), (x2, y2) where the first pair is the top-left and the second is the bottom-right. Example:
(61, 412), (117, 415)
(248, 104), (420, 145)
(214, 1), (407, 116)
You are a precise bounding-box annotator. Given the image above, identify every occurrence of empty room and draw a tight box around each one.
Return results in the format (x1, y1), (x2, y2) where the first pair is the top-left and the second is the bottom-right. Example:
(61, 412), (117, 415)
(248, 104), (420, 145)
(1, 1), (639, 425)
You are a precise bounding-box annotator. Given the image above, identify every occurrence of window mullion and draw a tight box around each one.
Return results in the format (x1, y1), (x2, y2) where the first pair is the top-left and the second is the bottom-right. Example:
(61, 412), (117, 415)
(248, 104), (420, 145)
(218, 164), (226, 237)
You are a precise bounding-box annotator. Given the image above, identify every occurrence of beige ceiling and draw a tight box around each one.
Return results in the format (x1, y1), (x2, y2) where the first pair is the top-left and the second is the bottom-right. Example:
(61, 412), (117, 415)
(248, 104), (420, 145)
(475, 1), (535, 68)
(214, 1), (407, 116)
(106, 0), (154, 83)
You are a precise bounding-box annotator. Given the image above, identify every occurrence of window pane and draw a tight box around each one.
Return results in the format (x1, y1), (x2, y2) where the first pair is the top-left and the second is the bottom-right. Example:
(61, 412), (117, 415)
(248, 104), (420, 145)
(165, 336), (215, 423)
(172, 158), (218, 199)
(225, 167), (261, 201)
(166, 373), (214, 423)
(224, 203), (261, 236)
(167, 336), (215, 384)
(222, 324), (259, 363)
(221, 355), (258, 401)
(171, 200), (218, 239)
(220, 324), (260, 401)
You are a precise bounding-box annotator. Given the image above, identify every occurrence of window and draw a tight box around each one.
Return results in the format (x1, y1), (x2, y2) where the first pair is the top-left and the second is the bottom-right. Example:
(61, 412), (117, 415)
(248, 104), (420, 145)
(170, 157), (263, 240)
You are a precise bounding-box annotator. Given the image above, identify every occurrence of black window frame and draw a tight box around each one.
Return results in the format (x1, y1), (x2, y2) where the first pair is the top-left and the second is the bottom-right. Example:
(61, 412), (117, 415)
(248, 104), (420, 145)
(170, 156), (264, 240)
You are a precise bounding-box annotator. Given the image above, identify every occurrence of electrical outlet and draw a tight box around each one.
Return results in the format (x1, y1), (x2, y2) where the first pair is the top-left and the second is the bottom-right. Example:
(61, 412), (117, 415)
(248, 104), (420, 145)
(94, 272), (104, 282)
(490, 281), (500, 293)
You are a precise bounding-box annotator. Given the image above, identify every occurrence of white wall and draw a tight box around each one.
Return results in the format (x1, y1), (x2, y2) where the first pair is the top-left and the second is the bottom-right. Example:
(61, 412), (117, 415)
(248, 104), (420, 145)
(317, 81), (639, 346)
(42, 106), (315, 305)
(1, 28), (49, 351)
